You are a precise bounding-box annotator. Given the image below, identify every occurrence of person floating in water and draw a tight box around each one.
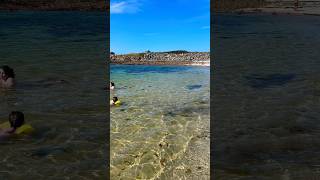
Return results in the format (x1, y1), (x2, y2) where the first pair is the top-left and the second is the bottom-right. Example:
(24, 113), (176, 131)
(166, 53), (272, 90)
(110, 81), (115, 90)
(104, 81), (115, 91)
(110, 96), (121, 106)
(0, 65), (15, 88)
(0, 111), (34, 139)
(0, 111), (25, 139)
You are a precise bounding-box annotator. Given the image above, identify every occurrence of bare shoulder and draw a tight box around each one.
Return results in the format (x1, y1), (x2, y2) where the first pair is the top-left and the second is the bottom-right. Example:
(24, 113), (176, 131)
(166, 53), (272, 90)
(2, 78), (15, 88)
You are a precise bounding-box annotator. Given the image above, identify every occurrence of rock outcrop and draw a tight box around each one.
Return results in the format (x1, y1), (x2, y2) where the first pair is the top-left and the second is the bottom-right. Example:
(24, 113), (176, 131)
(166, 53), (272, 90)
(214, 0), (264, 12)
(0, 0), (106, 11)
(110, 52), (210, 66)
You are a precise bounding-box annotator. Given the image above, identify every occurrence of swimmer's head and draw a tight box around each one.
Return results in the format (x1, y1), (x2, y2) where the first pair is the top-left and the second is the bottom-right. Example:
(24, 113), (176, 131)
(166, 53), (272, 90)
(0, 65), (15, 79)
(113, 96), (118, 102)
(9, 111), (24, 129)
(109, 82), (115, 90)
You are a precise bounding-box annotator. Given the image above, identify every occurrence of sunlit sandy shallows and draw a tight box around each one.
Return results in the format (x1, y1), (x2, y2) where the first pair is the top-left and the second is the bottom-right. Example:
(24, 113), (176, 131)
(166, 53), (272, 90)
(111, 65), (210, 179)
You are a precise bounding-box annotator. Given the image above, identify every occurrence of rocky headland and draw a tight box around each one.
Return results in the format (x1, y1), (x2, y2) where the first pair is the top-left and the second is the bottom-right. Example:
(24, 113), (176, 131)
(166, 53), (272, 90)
(0, 0), (105, 11)
(214, 0), (264, 12)
(215, 0), (320, 16)
(110, 51), (210, 66)
(214, 0), (320, 16)
(0, 0), (264, 12)
(237, 0), (320, 16)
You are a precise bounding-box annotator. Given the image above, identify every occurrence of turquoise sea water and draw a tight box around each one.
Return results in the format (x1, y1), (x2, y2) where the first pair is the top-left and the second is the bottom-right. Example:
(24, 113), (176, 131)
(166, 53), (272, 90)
(110, 65), (210, 179)
(214, 14), (320, 179)
(0, 11), (107, 178)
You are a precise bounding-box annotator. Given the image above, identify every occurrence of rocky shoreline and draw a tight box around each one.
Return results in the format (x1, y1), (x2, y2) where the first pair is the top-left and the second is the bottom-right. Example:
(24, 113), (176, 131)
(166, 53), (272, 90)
(214, 0), (264, 12)
(223, 0), (320, 16)
(235, 7), (320, 16)
(110, 52), (210, 66)
(0, 0), (259, 12)
(214, 0), (320, 15)
(0, 1), (105, 11)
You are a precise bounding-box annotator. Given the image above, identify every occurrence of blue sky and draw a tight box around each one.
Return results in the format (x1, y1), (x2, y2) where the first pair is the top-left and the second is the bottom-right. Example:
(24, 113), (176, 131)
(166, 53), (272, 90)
(111, 0), (210, 54)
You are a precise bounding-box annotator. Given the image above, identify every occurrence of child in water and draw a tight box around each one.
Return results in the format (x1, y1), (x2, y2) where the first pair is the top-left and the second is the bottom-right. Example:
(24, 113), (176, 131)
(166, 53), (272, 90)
(110, 96), (121, 106)
(110, 81), (115, 90)
(0, 111), (25, 139)
(0, 65), (15, 88)
(104, 81), (115, 91)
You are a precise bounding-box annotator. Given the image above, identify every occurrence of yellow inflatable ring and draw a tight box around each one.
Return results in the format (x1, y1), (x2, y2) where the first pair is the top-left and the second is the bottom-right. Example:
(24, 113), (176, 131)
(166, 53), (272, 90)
(114, 100), (121, 106)
(0, 122), (34, 135)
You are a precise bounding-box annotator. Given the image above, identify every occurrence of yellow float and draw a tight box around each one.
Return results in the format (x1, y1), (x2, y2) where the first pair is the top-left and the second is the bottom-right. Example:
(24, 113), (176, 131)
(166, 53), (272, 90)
(0, 122), (34, 135)
(114, 100), (121, 106)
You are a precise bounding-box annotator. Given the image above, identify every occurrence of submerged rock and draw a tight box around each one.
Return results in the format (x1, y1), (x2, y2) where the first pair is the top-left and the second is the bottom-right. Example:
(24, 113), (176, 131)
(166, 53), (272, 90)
(186, 84), (202, 90)
(30, 146), (69, 158)
(245, 73), (296, 89)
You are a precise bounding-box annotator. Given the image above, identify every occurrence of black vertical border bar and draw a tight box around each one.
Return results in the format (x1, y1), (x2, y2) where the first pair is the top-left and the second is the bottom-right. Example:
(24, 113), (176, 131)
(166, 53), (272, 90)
(106, 0), (110, 178)
(210, 0), (214, 179)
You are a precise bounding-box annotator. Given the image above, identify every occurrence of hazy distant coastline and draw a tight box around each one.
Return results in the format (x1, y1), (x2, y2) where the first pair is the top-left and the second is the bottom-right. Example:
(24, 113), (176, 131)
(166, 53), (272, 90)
(215, 0), (320, 16)
(0, 0), (263, 12)
(2, 0), (319, 15)
(214, 0), (264, 12)
(0, 0), (105, 11)
(110, 51), (210, 66)
(0, 0), (261, 12)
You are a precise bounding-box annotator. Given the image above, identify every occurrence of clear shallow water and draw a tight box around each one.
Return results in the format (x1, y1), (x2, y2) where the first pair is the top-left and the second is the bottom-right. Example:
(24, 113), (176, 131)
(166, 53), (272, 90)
(0, 11), (107, 178)
(110, 65), (210, 179)
(213, 14), (320, 179)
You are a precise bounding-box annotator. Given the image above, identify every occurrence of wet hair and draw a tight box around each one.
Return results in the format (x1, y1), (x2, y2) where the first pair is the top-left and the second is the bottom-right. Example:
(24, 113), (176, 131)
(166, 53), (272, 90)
(113, 96), (118, 102)
(9, 111), (24, 129)
(1, 65), (15, 78)
(110, 82), (115, 87)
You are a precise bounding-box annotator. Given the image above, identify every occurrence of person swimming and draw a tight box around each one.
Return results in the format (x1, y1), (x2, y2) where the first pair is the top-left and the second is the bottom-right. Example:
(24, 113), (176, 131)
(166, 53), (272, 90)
(104, 81), (115, 91)
(110, 81), (115, 90)
(110, 96), (121, 106)
(0, 65), (15, 88)
(0, 111), (25, 139)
